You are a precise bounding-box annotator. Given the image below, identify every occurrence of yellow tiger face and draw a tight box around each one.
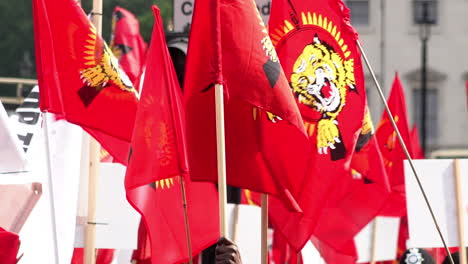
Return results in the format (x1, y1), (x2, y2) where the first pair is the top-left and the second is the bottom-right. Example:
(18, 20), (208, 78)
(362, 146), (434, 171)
(290, 36), (354, 119)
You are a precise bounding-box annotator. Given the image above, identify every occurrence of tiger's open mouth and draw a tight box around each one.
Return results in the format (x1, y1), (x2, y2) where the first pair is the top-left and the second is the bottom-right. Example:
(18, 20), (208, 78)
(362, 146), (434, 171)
(306, 77), (341, 113)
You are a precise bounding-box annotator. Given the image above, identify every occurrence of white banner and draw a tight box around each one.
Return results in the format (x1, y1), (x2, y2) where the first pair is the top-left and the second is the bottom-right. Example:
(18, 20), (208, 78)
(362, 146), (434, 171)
(226, 204), (262, 263)
(18, 116), (83, 264)
(405, 159), (468, 248)
(9, 86), (42, 154)
(0, 101), (27, 173)
(75, 163), (140, 249)
(355, 216), (400, 263)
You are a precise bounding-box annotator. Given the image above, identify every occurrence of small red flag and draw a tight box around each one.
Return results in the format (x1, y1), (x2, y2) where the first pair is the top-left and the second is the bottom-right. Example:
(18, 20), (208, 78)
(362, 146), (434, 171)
(0, 227), (20, 264)
(33, 0), (138, 164)
(375, 74), (414, 261)
(184, 0), (310, 211)
(125, 7), (219, 263)
(410, 125), (425, 159)
(267, 0), (368, 251)
(376, 73), (413, 216)
(110, 6), (147, 86)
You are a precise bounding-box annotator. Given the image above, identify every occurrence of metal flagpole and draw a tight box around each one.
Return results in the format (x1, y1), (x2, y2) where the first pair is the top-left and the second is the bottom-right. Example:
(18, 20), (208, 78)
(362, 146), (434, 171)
(357, 40), (455, 264)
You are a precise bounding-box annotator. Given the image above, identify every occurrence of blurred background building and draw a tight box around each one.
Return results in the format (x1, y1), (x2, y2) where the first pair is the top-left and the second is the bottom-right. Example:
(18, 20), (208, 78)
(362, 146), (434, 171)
(350, 0), (468, 155)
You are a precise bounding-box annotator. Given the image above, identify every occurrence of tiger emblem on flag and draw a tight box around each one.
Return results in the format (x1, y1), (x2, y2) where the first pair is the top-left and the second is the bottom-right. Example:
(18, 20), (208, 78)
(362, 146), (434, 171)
(290, 35), (356, 155)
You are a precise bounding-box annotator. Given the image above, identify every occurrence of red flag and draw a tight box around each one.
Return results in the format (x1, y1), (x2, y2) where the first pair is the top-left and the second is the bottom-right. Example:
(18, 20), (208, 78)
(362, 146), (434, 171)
(410, 125), (425, 159)
(33, 0), (138, 164)
(241, 189), (261, 206)
(271, 230), (303, 264)
(376, 73), (413, 215)
(310, 107), (391, 262)
(267, 0), (368, 251)
(131, 221), (152, 263)
(0, 227), (19, 264)
(184, 0), (311, 211)
(310, 237), (356, 264)
(125, 7), (219, 263)
(375, 74), (414, 259)
(110, 6), (147, 86)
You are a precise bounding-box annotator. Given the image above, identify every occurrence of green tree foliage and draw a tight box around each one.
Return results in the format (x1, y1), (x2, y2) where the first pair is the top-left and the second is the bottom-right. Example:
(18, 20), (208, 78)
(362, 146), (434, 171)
(0, 0), (173, 79)
(0, 0), (36, 78)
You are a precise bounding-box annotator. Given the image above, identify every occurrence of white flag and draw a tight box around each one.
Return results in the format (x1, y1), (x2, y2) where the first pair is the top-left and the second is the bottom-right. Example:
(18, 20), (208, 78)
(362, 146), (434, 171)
(0, 100), (27, 174)
(9, 86), (42, 153)
(18, 115), (83, 264)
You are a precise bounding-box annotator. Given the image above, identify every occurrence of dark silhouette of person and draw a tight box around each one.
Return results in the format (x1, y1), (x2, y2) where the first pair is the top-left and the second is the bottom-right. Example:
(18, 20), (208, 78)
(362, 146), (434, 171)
(215, 237), (242, 264)
(442, 250), (468, 264)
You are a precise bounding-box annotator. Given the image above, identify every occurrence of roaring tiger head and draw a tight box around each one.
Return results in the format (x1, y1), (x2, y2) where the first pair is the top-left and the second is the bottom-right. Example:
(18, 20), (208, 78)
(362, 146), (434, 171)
(290, 35), (355, 119)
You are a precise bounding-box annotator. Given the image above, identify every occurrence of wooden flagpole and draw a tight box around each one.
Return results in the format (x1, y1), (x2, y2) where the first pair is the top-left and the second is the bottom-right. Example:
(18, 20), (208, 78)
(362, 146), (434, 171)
(179, 176), (194, 264)
(42, 113), (60, 264)
(454, 159), (467, 264)
(215, 83), (228, 236)
(370, 217), (379, 264)
(261, 194), (268, 264)
(84, 0), (103, 262)
(84, 138), (100, 264)
(357, 41), (455, 264)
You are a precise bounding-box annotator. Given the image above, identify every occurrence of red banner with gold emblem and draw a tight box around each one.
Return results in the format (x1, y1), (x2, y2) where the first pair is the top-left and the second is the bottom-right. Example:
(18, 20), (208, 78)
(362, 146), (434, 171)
(267, 0), (368, 253)
(33, 0), (138, 162)
(184, 0), (311, 212)
(125, 7), (219, 263)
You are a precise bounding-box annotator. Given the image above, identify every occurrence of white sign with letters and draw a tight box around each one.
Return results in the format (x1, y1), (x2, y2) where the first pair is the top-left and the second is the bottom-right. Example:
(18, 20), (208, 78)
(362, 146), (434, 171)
(173, 0), (272, 32)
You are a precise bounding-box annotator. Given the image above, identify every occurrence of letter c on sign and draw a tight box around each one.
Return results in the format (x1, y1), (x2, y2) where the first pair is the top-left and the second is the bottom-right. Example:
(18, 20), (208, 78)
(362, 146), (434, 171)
(182, 1), (193, 15)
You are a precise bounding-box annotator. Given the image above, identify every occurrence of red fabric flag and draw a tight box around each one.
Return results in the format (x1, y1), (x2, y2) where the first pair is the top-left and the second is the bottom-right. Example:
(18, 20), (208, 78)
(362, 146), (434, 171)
(376, 73), (413, 216)
(241, 189), (261, 206)
(311, 237), (356, 264)
(0, 227), (19, 264)
(375, 74), (414, 260)
(410, 125), (425, 159)
(310, 107), (391, 261)
(131, 221), (152, 263)
(271, 230), (303, 264)
(110, 6), (147, 86)
(125, 7), (219, 264)
(267, 0), (368, 252)
(184, 0), (311, 211)
(33, 0), (138, 164)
